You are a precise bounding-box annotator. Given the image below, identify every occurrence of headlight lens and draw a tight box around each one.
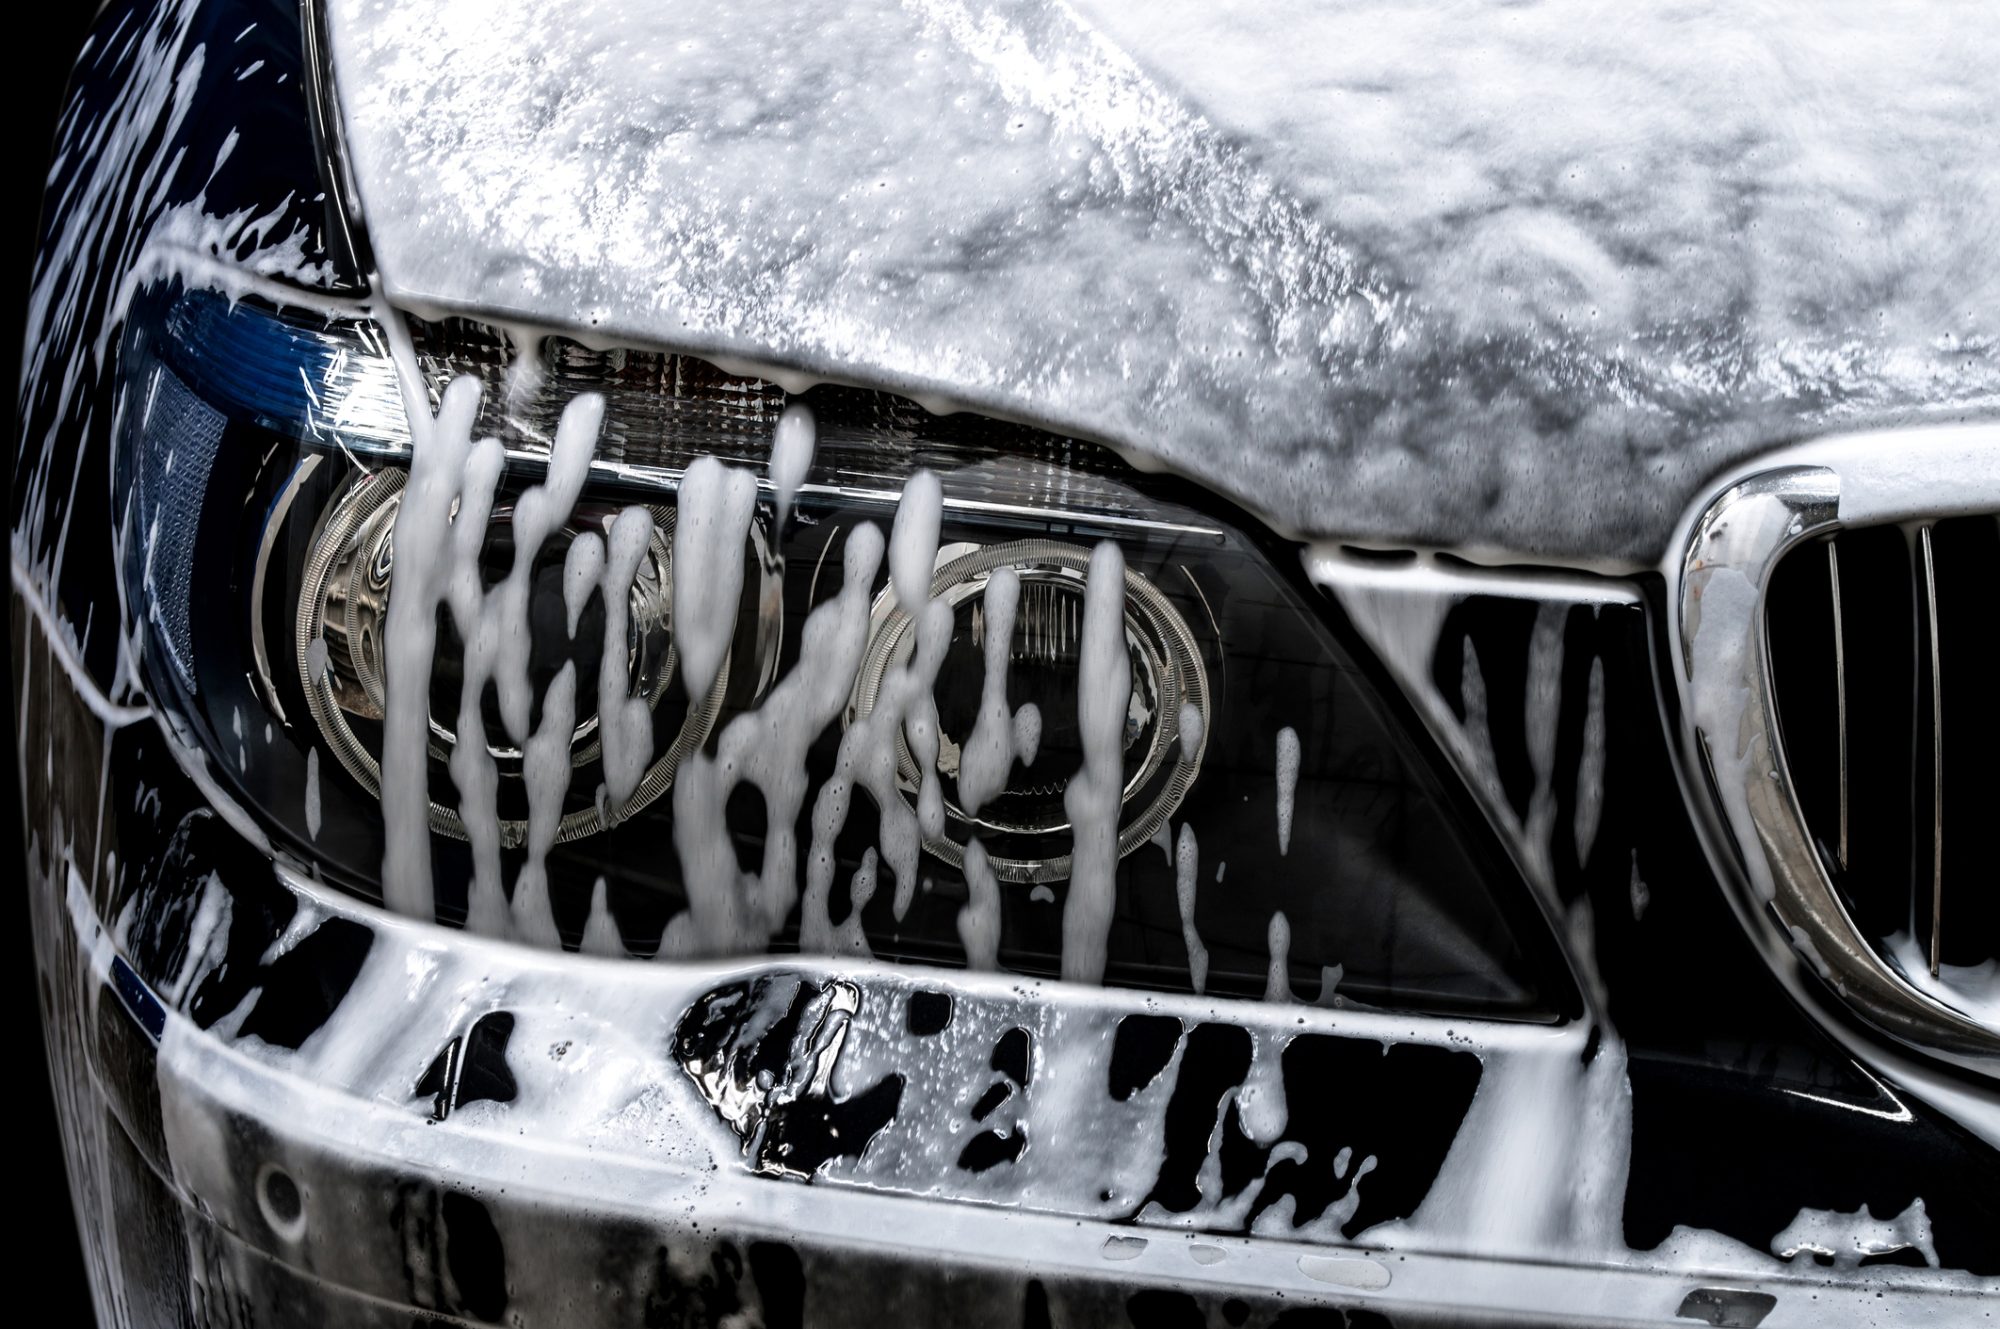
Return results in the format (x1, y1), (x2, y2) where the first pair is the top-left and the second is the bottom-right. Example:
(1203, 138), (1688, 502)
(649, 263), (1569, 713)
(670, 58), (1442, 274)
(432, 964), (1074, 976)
(853, 536), (1209, 883)
(118, 281), (1564, 1019)
(297, 470), (723, 844)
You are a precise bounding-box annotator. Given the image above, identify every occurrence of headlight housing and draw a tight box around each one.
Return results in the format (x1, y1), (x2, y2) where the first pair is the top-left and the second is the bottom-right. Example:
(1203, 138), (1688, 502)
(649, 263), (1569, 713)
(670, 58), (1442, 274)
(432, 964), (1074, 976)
(117, 280), (1569, 1019)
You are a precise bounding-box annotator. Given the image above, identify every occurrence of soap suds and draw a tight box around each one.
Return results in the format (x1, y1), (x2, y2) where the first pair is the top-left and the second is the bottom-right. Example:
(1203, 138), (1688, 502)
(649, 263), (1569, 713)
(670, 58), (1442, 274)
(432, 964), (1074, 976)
(1772, 1200), (1938, 1271)
(595, 506), (658, 808)
(796, 475), (953, 929)
(672, 456), (758, 706)
(580, 877), (624, 957)
(1175, 824), (1207, 994)
(1177, 700), (1204, 764)
(1274, 726), (1300, 855)
(378, 377), (486, 920)
(1012, 703), (1041, 767)
(768, 401), (817, 530)
(671, 521), (884, 957)
(889, 469), (942, 614)
(958, 837), (1002, 970)
(510, 661), (577, 947)
(1264, 911), (1293, 1003)
(453, 394), (603, 937)
(561, 529), (605, 637)
(1059, 541), (1127, 985)
(304, 748), (321, 841)
(956, 567), (1022, 816)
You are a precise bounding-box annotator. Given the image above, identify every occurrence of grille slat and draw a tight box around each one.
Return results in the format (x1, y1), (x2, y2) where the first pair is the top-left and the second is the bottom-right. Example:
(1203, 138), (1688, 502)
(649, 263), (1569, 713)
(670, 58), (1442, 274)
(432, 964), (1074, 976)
(1829, 540), (1848, 872)
(1770, 514), (1999, 986)
(1920, 524), (1942, 978)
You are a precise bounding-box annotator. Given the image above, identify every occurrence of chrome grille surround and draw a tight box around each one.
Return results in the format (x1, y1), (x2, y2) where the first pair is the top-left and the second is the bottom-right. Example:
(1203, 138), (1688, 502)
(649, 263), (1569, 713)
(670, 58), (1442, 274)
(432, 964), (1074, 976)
(1667, 424), (2000, 1074)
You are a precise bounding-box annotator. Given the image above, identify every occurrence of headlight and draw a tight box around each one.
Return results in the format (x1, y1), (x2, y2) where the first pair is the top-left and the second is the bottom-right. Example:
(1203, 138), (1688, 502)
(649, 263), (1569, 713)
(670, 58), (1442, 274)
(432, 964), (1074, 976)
(117, 281), (1564, 1018)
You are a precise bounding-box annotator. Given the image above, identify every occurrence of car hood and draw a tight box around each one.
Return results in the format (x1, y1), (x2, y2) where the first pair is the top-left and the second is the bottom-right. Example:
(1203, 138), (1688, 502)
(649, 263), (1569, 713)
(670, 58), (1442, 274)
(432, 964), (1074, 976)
(324, 0), (2000, 563)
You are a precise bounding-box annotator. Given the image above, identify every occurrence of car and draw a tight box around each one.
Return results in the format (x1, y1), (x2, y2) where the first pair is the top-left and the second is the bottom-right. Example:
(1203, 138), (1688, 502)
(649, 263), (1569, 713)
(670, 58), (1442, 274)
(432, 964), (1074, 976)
(12, 0), (1998, 1324)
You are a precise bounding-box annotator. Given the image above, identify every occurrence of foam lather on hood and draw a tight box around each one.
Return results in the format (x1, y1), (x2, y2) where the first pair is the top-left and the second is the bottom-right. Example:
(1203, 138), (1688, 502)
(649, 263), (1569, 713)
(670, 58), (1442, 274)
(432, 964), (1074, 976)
(325, 0), (2000, 562)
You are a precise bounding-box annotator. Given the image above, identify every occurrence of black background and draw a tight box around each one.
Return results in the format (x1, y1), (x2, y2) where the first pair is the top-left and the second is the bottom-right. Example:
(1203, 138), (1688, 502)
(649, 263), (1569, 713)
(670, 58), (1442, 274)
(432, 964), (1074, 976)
(8, 2), (102, 1322)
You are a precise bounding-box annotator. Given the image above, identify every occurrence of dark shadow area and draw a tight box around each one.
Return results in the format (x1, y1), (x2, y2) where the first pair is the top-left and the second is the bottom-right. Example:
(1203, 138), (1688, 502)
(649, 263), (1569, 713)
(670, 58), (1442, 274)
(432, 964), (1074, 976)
(7, 3), (103, 1323)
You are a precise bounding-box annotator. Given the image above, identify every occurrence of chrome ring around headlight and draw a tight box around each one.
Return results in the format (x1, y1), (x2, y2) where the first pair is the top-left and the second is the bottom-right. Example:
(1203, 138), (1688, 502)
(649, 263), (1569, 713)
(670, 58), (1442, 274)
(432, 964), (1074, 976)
(850, 537), (1210, 884)
(294, 466), (729, 848)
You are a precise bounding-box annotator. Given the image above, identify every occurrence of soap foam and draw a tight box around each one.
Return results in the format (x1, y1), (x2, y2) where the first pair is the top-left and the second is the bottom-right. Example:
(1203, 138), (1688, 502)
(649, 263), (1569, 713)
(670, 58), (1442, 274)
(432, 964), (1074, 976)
(768, 401), (817, 530)
(1175, 823), (1207, 994)
(958, 837), (1002, 970)
(672, 456), (758, 706)
(1060, 541), (1127, 985)
(1274, 726), (1300, 855)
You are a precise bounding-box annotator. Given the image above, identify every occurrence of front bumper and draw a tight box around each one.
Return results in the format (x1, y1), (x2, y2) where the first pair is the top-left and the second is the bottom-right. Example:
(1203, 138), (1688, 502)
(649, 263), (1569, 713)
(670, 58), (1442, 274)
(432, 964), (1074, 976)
(17, 584), (1987, 1329)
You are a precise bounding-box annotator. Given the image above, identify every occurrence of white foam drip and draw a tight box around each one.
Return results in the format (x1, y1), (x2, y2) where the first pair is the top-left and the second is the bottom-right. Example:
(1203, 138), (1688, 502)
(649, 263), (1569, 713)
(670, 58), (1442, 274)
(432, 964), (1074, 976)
(1371, 1034), (1632, 1261)
(1012, 702), (1041, 766)
(1265, 910), (1293, 1002)
(378, 376), (485, 919)
(672, 456), (758, 706)
(768, 401), (817, 530)
(441, 430), (509, 936)
(561, 529), (604, 637)
(1236, 1033), (1289, 1145)
(1060, 541), (1127, 984)
(154, 874), (233, 1008)
(956, 567), (1022, 816)
(1317, 964), (1345, 1008)
(1215, 861), (1226, 883)
(801, 848), (879, 958)
(490, 393), (603, 745)
(809, 596), (953, 923)
(594, 508), (659, 811)
(510, 660), (576, 947)
(889, 469), (942, 614)
(670, 522), (884, 957)
(1177, 700), (1204, 763)
(1175, 824), (1207, 994)
(957, 837), (1002, 970)
(438, 394), (605, 936)
(839, 851), (880, 957)
(304, 748), (321, 841)
(498, 321), (545, 411)
(580, 877), (624, 957)
(791, 474), (956, 930)
(1274, 726), (1300, 855)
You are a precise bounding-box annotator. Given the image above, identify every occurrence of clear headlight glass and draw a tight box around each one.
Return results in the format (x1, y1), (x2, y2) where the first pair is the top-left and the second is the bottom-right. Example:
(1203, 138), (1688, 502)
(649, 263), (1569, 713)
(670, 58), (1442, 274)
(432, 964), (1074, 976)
(116, 281), (1566, 1019)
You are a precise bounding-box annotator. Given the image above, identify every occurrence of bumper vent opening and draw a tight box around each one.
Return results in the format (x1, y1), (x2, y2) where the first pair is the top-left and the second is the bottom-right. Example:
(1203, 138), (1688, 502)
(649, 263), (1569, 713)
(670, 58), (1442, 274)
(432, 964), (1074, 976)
(1768, 515), (2000, 982)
